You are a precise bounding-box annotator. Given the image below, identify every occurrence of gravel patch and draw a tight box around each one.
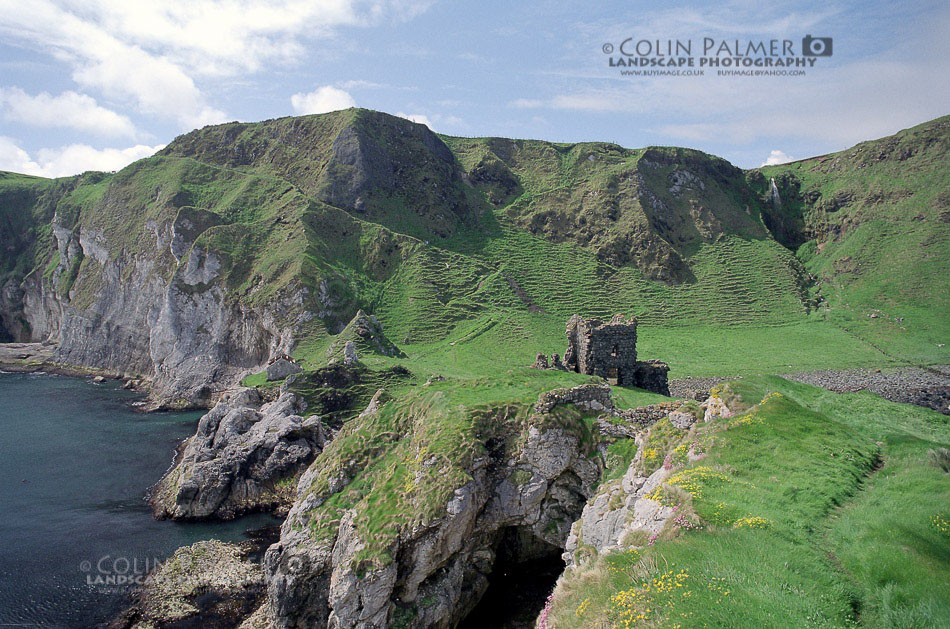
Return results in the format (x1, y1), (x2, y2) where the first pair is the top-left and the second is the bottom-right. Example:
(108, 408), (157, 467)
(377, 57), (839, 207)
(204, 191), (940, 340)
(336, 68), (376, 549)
(670, 367), (950, 415)
(669, 376), (733, 401)
(782, 367), (950, 414)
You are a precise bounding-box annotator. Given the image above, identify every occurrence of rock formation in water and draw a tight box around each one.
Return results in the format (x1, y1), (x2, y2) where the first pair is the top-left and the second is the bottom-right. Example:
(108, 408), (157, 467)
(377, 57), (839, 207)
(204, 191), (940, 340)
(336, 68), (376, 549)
(151, 388), (326, 520)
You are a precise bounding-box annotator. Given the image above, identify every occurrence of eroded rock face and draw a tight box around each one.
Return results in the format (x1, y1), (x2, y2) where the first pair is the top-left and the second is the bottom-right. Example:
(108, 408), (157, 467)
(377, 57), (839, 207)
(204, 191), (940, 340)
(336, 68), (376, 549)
(263, 388), (604, 628)
(151, 388), (326, 520)
(563, 462), (673, 568)
(10, 206), (310, 408)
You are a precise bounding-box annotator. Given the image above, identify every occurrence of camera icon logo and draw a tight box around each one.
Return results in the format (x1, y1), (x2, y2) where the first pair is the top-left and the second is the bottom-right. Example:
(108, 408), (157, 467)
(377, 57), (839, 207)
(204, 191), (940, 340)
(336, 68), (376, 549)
(802, 35), (833, 56)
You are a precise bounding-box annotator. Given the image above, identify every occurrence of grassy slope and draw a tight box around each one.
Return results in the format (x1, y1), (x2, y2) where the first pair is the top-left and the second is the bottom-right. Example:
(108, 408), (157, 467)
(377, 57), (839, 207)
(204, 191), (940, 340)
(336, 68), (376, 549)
(1, 111), (945, 383)
(759, 115), (950, 367)
(548, 377), (950, 628)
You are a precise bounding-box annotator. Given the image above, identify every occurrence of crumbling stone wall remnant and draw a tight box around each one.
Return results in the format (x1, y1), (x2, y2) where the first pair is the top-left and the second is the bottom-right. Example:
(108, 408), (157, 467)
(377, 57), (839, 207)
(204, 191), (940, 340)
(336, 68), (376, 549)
(530, 314), (671, 396)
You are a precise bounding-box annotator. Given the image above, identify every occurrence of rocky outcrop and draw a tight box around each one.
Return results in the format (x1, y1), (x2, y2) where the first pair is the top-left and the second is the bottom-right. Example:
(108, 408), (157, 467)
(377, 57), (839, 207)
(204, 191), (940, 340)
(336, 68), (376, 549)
(562, 404), (703, 568)
(151, 388), (326, 520)
(702, 393), (733, 422)
(113, 539), (268, 628)
(343, 341), (358, 365)
(563, 463), (673, 568)
(262, 386), (605, 628)
(327, 309), (403, 365)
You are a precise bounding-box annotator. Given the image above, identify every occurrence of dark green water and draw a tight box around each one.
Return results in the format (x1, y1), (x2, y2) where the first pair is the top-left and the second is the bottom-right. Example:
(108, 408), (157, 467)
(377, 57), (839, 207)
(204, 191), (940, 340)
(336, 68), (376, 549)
(0, 371), (277, 627)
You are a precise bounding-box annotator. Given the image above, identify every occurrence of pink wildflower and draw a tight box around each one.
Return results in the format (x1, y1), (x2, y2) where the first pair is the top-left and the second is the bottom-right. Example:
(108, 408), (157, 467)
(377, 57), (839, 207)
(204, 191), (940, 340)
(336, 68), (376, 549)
(538, 591), (556, 629)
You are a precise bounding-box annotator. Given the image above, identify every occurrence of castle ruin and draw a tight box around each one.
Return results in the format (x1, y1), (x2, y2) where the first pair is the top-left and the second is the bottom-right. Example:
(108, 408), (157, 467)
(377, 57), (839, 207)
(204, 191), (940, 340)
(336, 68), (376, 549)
(532, 314), (670, 396)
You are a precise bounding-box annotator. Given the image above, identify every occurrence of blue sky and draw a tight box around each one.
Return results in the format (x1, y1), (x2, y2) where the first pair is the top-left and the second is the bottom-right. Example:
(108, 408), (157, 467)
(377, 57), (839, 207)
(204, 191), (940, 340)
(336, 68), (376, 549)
(0, 0), (947, 176)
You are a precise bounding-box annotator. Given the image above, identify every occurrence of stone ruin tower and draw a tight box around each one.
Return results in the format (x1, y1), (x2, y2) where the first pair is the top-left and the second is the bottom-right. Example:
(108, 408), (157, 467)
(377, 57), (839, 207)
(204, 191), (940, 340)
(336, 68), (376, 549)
(563, 314), (639, 385)
(533, 313), (669, 395)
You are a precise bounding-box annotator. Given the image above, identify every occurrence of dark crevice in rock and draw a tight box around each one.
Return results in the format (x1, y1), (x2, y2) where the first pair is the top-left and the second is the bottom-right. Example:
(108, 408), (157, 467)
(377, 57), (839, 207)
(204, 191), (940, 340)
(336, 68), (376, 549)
(0, 318), (13, 343)
(459, 527), (564, 629)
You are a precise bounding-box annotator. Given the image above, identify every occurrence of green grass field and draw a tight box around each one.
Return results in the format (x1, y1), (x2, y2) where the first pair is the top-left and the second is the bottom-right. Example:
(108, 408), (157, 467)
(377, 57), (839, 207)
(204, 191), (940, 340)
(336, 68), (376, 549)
(547, 376), (950, 628)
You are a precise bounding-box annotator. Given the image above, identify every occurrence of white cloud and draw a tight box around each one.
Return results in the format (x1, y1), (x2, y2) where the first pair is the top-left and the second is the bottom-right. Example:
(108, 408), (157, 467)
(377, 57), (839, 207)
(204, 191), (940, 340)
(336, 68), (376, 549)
(0, 136), (42, 175)
(396, 112), (432, 128)
(337, 79), (387, 90)
(511, 98), (543, 108)
(0, 0), (226, 128)
(0, 87), (137, 138)
(79, 0), (434, 76)
(0, 0), (433, 130)
(0, 136), (163, 177)
(290, 86), (356, 115)
(761, 150), (795, 166)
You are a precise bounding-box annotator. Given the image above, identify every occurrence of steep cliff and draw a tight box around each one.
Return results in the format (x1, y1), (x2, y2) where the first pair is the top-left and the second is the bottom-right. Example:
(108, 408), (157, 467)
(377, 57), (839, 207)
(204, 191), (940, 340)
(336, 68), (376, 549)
(261, 383), (606, 627)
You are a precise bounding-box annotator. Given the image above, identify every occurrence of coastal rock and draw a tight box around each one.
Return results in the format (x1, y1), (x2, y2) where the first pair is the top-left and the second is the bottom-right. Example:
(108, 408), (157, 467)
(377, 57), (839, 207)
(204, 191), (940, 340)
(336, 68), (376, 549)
(264, 385), (605, 628)
(563, 461), (673, 567)
(113, 539), (266, 628)
(151, 388), (326, 520)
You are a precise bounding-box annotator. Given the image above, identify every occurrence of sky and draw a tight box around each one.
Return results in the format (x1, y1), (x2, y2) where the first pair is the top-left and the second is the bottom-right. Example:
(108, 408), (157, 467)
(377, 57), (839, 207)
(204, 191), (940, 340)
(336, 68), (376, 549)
(0, 0), (947, 176)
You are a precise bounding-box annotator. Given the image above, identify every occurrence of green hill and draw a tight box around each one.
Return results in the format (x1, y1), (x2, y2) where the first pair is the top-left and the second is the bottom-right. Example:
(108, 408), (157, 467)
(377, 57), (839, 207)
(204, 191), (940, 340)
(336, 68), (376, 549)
(757, 116), (950, 366)
(0, 110), (946, 396)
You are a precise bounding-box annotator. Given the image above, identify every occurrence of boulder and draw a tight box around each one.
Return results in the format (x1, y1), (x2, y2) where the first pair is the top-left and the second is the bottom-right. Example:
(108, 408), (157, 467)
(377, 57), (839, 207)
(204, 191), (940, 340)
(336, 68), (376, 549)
(266, 358), (302, 381)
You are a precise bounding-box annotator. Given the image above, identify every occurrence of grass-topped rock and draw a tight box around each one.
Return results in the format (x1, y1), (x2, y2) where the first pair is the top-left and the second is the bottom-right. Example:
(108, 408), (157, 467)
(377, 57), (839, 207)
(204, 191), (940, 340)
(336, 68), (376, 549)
(262, 379), (609, 627)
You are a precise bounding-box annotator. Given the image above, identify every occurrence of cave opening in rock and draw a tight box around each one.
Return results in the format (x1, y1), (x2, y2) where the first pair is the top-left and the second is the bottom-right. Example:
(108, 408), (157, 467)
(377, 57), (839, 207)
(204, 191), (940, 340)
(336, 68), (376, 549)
(0, 315), (13, 343)
(459, 527), (566, 629)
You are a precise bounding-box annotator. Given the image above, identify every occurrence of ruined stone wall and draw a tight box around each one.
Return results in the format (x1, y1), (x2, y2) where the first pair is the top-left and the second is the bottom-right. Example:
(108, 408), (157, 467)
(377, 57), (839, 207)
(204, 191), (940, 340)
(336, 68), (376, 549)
(532, 314), (670, 396)
(564, 314), (639, 384)
(628, 360), (671, 397)
(534, 384), (615, 414)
